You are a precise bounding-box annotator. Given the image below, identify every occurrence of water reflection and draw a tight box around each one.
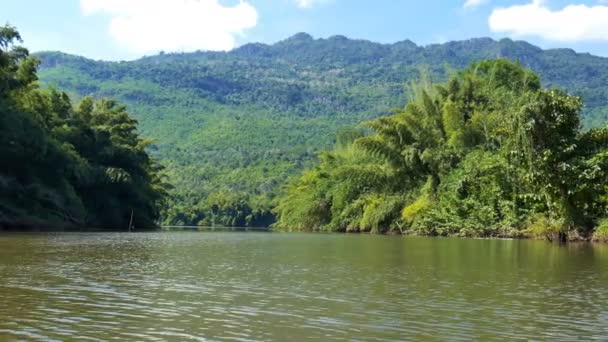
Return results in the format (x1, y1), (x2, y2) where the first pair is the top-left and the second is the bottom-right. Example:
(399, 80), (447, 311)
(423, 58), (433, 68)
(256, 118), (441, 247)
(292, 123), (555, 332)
(0, 233), (607, 340)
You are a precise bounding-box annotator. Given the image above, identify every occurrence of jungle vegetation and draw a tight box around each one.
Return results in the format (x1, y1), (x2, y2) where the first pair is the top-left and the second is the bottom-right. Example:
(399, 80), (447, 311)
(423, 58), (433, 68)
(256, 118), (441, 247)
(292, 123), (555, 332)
(274, 60), (608, 241)
(34, 34), (608, 227)
(0, 25), (169, 229)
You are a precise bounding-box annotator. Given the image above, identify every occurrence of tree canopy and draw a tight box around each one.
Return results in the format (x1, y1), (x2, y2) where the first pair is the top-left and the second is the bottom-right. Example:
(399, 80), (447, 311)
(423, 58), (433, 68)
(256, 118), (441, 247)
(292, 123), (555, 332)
(0, 25), (169, 229)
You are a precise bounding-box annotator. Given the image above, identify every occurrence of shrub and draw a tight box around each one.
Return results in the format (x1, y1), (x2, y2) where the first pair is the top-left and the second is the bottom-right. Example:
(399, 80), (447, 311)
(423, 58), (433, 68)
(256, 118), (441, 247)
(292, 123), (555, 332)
(593, 218), (608, 242)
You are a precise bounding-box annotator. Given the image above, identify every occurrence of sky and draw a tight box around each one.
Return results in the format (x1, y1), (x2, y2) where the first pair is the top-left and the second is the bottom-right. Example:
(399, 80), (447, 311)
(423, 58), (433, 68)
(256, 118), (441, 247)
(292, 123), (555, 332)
(3, 0), (608, 60)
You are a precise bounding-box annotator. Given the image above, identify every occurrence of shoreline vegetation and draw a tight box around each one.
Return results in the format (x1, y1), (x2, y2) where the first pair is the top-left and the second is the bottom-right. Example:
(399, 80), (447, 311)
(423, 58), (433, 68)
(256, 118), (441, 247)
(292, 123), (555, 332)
(3, 24), (608, 243)
(273, 60), (608, 244)
(0, 25), (169, 230)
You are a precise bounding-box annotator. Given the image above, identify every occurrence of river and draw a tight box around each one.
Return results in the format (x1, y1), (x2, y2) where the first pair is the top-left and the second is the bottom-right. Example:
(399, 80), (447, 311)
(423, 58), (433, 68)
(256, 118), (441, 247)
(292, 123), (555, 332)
(0, 232), (607, 340)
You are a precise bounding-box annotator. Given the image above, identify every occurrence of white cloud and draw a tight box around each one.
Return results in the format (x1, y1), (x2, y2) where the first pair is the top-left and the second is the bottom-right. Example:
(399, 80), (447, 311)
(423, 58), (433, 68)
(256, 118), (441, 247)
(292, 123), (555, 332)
(489, 0), (608, 41)
(80, 0), (258, 54)
(293, 0), (329, 9)
(464, 0), (488, 10)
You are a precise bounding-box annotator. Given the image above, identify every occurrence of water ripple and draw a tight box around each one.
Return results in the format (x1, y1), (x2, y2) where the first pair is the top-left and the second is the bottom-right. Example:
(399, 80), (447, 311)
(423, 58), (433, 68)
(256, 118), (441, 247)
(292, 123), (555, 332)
(1, 233), (608, 340)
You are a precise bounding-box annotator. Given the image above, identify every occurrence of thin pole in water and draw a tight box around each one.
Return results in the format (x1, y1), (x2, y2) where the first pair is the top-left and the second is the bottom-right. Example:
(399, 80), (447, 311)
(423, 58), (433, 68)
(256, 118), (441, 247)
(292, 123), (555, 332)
(128, 209), (134, 232)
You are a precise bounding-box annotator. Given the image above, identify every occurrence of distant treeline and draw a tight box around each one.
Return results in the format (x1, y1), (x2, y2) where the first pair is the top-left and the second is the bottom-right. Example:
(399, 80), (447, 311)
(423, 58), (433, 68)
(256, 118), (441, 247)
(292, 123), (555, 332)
(0, 25), (169, 229)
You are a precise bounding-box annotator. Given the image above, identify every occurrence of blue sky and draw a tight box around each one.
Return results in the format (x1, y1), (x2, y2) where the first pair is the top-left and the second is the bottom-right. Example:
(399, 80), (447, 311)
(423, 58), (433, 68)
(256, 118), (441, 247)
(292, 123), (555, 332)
(4, 0), (608, 60)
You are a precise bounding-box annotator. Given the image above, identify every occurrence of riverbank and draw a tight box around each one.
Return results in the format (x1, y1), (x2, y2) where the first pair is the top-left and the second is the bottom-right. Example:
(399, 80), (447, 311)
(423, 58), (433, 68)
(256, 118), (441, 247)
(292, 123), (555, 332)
(274, 224), (608, 243)
(4, 220), (608, 243)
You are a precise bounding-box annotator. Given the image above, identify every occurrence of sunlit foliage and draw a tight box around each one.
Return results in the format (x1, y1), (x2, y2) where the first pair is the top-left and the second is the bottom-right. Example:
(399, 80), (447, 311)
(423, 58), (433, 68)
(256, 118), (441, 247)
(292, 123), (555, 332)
(275, 60), (608, 239)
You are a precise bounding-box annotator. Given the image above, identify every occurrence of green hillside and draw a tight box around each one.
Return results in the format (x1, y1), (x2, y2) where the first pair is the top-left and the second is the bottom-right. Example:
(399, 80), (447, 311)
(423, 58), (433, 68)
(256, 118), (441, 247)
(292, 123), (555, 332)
(35, 34), (608, 226)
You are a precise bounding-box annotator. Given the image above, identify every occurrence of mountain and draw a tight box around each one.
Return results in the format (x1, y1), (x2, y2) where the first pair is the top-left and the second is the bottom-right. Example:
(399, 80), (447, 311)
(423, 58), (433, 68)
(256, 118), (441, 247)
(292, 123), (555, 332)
(34, 34), (608, 225)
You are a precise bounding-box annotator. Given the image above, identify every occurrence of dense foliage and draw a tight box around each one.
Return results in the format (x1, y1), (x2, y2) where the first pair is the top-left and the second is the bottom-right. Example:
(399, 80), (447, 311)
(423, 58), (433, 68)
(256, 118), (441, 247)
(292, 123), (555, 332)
(35, 34), (608, 226)
(0, 26), (169, 229)
(274, 60), (608, 241)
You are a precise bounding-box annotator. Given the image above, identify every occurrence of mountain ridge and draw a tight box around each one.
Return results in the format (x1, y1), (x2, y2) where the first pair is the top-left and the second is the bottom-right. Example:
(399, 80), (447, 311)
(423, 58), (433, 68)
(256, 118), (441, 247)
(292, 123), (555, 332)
(35, 33), (608, 101)
(35, 33), (598, 64)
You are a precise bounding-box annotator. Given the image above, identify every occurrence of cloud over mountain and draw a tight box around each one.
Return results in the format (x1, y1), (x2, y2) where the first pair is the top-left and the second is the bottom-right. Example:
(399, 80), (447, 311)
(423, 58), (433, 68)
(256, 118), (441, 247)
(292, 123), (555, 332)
(80, 0), (258, 53)
(489, 0), (608, 41)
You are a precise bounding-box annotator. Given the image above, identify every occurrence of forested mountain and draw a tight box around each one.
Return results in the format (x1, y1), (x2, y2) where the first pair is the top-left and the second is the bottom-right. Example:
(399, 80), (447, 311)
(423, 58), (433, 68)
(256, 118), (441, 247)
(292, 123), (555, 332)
(35, 34), (608, 226)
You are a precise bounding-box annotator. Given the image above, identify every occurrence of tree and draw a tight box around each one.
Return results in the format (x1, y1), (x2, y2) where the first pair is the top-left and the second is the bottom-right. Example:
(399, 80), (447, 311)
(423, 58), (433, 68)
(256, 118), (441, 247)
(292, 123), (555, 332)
(0, 25), (169, 229)
(275, 59), (608, 239)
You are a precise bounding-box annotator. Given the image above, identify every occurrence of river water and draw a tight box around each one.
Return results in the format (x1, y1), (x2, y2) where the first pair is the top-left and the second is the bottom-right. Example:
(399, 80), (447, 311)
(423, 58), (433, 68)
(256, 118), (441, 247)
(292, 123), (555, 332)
(0, 232), (607, 340)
